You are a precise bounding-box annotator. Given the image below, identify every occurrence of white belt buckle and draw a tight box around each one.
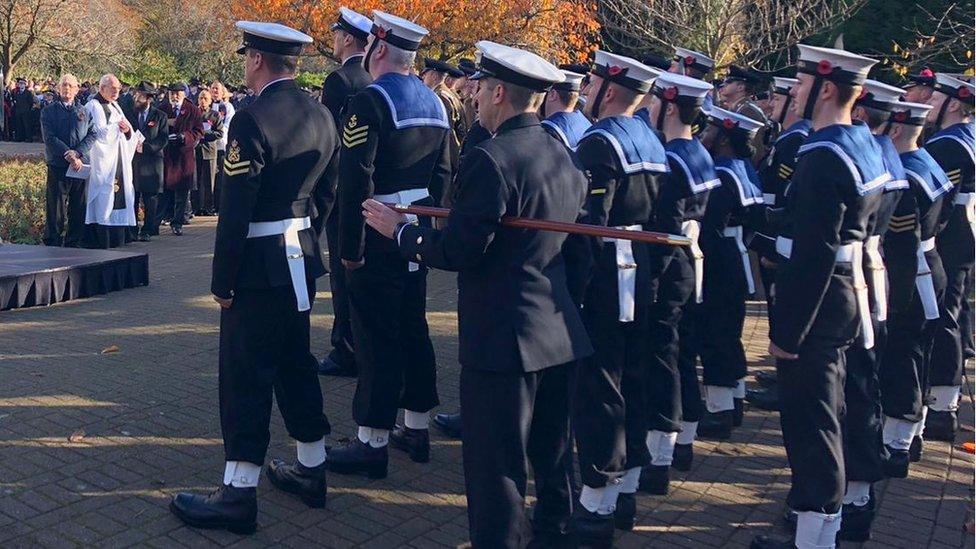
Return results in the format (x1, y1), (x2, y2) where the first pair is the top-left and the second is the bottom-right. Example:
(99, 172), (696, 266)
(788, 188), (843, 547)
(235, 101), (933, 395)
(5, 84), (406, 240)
(246, 217), (312, 312)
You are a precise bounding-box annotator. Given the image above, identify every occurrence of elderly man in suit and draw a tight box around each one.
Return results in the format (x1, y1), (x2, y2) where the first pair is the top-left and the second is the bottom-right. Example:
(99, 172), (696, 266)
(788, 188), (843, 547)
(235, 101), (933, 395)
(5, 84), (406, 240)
(125, 82), (169, 241)
(159, 82), (204, 235)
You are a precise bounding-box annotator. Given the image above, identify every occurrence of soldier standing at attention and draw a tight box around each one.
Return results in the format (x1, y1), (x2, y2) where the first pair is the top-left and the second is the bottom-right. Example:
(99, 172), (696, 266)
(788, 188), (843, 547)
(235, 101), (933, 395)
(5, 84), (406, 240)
(170, 21), (339, 534)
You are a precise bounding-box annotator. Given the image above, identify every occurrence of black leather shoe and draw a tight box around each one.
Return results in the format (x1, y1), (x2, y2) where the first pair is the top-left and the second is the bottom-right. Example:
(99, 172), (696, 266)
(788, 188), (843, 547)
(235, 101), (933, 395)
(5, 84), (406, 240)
(171, 225), (183, 236)
(672, 443), (693, 472)
(909, 435), (923, 463)
(573, 507), (614, 548)
(638, 465), (669, 495)
(137, 233), (151, 242)
(924, 410), (958, 441)
(750, 534), (795, 549)
(745, 387), (779, 411)
(266, 458), (327, 508)
(838, 499), (875, 542)
(389, 425), (430, 463)
(697, 409), (734, 440)
(169, 484), (257, 535)
(754, 370), (778, 387)
(432, 412), (462, 439)
(733, 398), (744, 427)
(317, 355), (357, 377)
(883, 445), (909, 478)
(325, 438), (388, 479)
(614, 492), (636, 531)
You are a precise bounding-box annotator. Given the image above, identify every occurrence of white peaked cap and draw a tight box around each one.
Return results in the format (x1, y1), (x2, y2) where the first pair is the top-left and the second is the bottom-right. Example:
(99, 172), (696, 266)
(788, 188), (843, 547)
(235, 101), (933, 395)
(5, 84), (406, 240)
(673, 47), (715, 72)
(335, 7), (372, 37)
(707, 106), (765, 135)
(796, 44), (876, 85)
(653, 71), (714, 100)
(593, 50), (661, 91)
(371, 10), (428, 51)
(472, 41), (563, 92)
(862, 79), (905, 102)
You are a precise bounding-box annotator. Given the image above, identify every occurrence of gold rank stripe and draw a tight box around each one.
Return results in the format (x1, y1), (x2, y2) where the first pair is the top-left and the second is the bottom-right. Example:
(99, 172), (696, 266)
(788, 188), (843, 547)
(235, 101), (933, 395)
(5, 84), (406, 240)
(224, 165), (250, 177)
(591, 188), (607, 195)
(888, 224), (914, 233)
(342, 126), (369, 144)
(889, 214), (915, 222)
(343, 135), (369, 148)
(224, 159), (250, 170)
(946, 168), (961, 176)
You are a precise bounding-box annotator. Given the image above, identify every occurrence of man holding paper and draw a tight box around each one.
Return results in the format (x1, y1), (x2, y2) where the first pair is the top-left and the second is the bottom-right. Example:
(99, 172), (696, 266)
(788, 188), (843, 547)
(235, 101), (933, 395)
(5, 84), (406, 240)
(83, 74), (140, 248)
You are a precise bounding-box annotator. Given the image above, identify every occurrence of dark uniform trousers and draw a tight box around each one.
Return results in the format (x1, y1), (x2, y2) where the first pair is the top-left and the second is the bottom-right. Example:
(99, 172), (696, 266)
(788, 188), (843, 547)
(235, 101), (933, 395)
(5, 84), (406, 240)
(461, 362), (574, 548)
(43, 166), (86, 247)
(776, 268), (858, 514)
(698, 236), (749, 388)
(880, 247), (947, 420)
(646, 250), (695, 432)
(842, 320), (887, 483)
(348, 240), (439, 429)
(675, 302), (703, 423)
(929, 208), (975, 388)
(325, 207), (355, 365)
(219, 280), (330, 464)
(135, 191), (161, 236)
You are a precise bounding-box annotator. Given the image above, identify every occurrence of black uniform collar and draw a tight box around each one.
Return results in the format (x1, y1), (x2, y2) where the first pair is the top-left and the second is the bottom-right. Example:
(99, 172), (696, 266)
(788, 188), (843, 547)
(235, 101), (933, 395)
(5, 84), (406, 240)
(494, 112), (540, 135)
(259, 78), (297, 96)
(343, 54), (365, 67)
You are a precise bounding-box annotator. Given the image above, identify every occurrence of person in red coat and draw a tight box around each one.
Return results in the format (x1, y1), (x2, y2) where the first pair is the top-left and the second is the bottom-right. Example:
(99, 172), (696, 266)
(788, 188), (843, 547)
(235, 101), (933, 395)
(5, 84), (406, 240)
(159, 82), (204, 235)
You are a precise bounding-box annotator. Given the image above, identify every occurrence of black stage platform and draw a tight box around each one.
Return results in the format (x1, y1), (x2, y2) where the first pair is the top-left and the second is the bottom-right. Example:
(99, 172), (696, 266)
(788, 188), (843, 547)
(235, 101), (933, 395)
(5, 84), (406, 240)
(0, 244), (148, 311)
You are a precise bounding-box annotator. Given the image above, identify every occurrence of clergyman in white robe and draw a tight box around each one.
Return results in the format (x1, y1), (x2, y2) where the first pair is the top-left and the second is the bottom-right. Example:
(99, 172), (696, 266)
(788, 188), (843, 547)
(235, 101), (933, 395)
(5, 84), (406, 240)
(84, 94), (139, 247)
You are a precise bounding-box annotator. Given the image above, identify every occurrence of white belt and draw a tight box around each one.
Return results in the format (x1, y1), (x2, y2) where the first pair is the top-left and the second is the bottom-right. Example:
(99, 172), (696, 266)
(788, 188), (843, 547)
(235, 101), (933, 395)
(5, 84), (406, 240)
(955, 192), (975, 236)
(375, 188), (430, 272)
(762, 193), (777, 206)
(776, 238), (874, 348)
(681, 220), (704, 304)
(916, 237), (939, 320)
(722, 226), (755, 294)
(613, 225), (642, 322)
(247, 217), (312, 311)
(864, 235), (888, 322)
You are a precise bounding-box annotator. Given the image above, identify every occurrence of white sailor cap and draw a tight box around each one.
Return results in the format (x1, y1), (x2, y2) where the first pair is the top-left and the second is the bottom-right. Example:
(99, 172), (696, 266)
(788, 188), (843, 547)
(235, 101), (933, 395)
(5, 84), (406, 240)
(856, 79), (905, 111)
(552, 70), (585, 92)
(884, 101), (933, 126)
(933, 72), (975, 106)
(652, 71), (713, 105)
(235, 21), (313, 56)
(470, 41), (563, 92)
(591, 50), (661, 93)
(772, 77), (799, 95)
(673, 47), (715, 75)
(944, 73), (974, 84)
(795, 44), (876, 86)
(370, 10), (428, 52)
(707, 106), (765, 136)
(332, 7), (372, 41)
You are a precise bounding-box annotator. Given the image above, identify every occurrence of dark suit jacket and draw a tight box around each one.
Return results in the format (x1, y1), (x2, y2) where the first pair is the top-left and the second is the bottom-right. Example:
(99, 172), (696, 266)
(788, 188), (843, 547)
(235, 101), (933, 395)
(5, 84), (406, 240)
(40, 101), (95, 168)
(196, 109), (224, 160)
(160, 98), (204, 191)
(321, 54), (372, 125)
(127, 106), (169, 194)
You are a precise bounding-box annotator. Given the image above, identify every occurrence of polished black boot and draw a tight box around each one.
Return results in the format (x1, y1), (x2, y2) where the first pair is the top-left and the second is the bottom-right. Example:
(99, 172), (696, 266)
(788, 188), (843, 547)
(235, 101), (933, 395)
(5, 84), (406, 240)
(432, 412), (462, 439)
(638, 465), (669, 495)
(614, 492), (636, 531)
(909, 435), (923, 463)
(733, 398), (744, 427)
(697, 409), (733, 440)
(745, 387), (779, 411)
(573, 506), (614, 548)
(883, 445), (909, 478)
(672, 443), (693, 472)
(389, 425), (431, 463)
(170, 484), (257, 535)
(837, 498), (875, 542)
(754, 370), (778, 387)
(266, 459), (327, 508)
(924, 410), (957, 441)
(325, 438), (388, 479)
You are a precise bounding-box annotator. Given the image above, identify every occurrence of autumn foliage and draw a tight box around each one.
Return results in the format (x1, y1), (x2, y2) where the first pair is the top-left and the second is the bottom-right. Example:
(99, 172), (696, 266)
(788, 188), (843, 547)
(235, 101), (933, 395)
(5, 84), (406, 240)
(229, 0), (600, 64)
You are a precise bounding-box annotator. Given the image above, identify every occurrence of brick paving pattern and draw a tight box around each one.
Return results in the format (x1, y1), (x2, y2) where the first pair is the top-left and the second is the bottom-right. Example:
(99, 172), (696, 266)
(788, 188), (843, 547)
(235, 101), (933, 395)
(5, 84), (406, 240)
(0, 218), (972, 548)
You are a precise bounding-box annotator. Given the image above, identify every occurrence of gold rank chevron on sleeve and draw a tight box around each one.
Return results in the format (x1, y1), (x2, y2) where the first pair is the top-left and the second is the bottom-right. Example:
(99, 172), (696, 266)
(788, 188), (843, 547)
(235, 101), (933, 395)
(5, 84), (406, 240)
(888, 213), (917, 233)
(945, 168), (962, 185)
(223, 158), (251, 177)
(342, 114), (369, 148)
(778, 163), (794, 180)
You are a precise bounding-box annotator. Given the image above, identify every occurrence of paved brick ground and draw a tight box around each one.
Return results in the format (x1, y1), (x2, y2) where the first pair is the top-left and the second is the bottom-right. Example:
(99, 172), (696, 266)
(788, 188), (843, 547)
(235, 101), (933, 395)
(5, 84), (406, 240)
(0, 218), (972, 548)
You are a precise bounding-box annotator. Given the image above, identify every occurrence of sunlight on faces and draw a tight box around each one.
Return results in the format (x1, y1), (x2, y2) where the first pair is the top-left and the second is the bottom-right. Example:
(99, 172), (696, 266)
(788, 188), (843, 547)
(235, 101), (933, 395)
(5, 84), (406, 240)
(925, 91), (950, 124)
(197, 89), (212, 110)
(474, 77), (502, 132)
(770, 92), (789, 121)
(905, 84), (934, 104)
(581, 73), (601, 118)
(58, 75), (79, 104)
(168, 88), (185, 106)
(99, 75), (121, 102)
(718, 80), (745, 107)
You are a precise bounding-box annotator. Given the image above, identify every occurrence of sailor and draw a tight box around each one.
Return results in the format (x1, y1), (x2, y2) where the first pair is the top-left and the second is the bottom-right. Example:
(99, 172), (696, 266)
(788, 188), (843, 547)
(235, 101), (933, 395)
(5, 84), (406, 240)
(570, 51), (666, 545)
(691, 107), (766, 445)
(318, 6), (374, 378)
(879, 101), (952, 479)
(327, 10), (452, 478)
(170, 21), (338, 533)
(638, 70), (717, 495)
(718, 64), (771, 163)
(923, 73), (975, 441)
(903, 67), (936, 104)
(669, 47), (716, 132)
(752, 44), (886, 549)
(540, 69), (591, 149)
(360, 40), (591, 548)
(421, 56), (468, 199)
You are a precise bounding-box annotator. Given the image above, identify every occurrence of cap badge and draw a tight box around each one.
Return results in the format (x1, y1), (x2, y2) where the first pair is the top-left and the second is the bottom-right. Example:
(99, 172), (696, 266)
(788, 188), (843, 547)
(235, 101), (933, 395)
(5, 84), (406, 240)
(347, 114), (358, 128)
(227, 140), (241, 163)
(607, 65), (623, 76)
(375, 27), (388, 39)
(892, 111), (908, 122)
(816, 60), (834, 76)
(722, 118), (737, 130)
(662, 86), (678, 101)
(958, 86), (972, 99)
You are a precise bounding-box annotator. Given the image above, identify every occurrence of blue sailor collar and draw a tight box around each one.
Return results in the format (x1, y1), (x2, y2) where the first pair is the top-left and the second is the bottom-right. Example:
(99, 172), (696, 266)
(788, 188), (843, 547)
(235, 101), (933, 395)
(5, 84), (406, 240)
(714, 157), (765, 206)
(665, 138), (720, 194)
(926, 122), (975, 163)
(798, 122), (890, 196)
(901, 148), (954, 202)
(367, 73), (449, 130)
(541, 110), (592, 150)
(581, 114), (668, 174)
(875, 135), (909, 192)
(776, 119), (812, 144)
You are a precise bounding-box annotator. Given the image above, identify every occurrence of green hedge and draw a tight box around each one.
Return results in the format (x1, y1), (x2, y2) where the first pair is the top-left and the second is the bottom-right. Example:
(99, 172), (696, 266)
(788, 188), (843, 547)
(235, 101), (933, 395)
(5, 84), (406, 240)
(0, 158), (47, 244)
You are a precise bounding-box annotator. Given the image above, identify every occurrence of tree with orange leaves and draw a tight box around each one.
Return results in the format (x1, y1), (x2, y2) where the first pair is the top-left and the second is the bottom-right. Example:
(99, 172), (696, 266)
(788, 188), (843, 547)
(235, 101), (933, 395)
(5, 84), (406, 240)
(229, 0), (599, 64)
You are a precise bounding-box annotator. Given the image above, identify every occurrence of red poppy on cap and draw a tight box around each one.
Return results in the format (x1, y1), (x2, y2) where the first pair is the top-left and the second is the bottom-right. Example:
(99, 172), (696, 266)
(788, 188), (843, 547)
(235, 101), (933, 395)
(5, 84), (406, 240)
(684, 55), (695, 66)
(816, 60), (833, 76)
(959, 86), (972, 99)
(892, 111), (908, 122)
(375, 27), (388, 39)
(919, 68), (935, 77)
(663, 86), (678, 101)
(607, 65), (622, 76)
(722, 118), (737, 130)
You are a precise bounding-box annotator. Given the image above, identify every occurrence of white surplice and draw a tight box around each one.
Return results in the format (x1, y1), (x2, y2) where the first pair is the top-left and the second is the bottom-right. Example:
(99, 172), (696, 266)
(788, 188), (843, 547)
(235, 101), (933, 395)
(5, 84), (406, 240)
(85, 97), (138, 226)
